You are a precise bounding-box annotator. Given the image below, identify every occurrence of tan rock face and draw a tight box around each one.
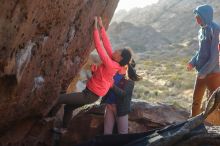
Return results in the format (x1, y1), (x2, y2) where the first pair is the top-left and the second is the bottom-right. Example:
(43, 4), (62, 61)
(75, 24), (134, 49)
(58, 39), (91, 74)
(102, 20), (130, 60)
(66, 53), (100, 93)
(0, 0), (119, 145)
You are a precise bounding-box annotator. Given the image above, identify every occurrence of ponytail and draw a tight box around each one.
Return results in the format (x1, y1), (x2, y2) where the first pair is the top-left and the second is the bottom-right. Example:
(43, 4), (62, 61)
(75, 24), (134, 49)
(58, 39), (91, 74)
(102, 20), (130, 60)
(128, 59), (141, 81)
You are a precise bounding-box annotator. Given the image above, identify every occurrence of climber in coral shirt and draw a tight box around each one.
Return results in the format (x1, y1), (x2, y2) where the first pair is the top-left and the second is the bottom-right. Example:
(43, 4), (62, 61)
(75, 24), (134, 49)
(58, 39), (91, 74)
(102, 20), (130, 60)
(50, 17), (132, 132)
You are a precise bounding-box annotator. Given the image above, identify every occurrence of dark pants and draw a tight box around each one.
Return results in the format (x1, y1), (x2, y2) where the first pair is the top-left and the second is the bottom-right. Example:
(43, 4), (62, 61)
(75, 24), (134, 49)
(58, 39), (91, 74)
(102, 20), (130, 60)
(55, 88), (99, 128)
(192, 73), (220, 117)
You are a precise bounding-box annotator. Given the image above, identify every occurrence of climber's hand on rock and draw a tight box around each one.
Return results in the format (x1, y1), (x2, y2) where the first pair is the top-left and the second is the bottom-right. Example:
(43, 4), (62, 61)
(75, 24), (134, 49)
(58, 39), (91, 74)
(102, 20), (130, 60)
(98, 17), (104, 28)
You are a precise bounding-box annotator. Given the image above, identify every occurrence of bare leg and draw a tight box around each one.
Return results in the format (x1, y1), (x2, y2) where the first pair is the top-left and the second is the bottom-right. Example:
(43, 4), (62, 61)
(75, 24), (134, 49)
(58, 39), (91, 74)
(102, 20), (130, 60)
(117, 115), (128, 134)
(104, 104), (116, 135)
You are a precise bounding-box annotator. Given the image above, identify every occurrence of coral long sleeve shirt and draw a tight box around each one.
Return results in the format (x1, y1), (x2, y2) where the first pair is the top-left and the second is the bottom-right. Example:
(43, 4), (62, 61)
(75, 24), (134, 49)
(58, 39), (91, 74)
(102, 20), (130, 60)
(86, 28), (122, 97)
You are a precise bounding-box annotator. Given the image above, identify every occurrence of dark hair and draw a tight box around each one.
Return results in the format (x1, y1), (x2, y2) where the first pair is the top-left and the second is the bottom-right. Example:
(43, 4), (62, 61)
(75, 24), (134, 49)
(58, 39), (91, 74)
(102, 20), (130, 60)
(128, 59), (141, 81)
(119, 48), (132, 66)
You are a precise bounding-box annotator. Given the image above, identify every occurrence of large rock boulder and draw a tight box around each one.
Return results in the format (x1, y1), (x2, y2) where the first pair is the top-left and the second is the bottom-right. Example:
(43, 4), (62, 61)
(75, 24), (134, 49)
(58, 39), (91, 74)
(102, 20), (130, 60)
(0, 0), (119, 145)
(60, 100), (189, 145)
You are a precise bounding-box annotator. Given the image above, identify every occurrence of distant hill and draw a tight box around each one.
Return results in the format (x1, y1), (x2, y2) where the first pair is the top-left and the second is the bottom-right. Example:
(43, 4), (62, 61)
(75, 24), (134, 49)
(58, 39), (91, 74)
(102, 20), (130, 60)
(108, 21), (171, 52)
(108, 0), (220, 53)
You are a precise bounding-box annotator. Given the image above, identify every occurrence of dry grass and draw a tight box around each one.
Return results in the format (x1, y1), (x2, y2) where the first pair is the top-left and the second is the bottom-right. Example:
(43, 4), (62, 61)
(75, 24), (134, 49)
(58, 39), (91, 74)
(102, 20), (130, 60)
(133, 50), (196, 112)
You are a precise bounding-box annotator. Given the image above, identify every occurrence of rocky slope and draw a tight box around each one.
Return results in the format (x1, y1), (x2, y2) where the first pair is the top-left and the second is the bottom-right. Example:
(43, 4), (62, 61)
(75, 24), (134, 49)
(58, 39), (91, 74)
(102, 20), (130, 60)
(108, 21), (171, 52)
(59, 100), (189, 145)
(110, 0), (220, 51)
(0, 0), (119, 145)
